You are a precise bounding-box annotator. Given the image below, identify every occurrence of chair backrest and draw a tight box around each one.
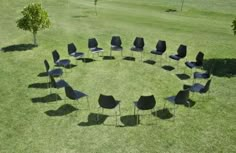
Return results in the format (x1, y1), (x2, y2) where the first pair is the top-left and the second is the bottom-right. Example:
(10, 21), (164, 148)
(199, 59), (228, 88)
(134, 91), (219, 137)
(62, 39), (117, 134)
(44, 60), (50, 72)
(137, 95), (156, 110)
(156, 40), (166, 53)
(111, 36), (122, 47)
(200, 79), (212, 93)
(133, 37), (144, 49)
(68, 43), (76, 55)
(98, 94), (117, 109)
(49, 75), (57, 88)
(65, 86), (76, 99)
(88, 38), (98, 49)
(177, 44), (187, 58)
(52, 50), (60, 63)
(196, 51), (204, 66)
(175, 89), (189, 104)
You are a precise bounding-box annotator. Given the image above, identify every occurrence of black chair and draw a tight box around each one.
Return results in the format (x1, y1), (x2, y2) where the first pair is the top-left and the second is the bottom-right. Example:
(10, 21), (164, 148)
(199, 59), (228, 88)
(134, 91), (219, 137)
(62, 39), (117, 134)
(185, 51), (204, 70)
(150, 40), (167, 65)
(97, 94), (121, 126)
(110, 36), (123, 56)
(165, 89), (190, 119)
(133, 95), (156, 124)
(130, 37), (145, 60)
(184, 79), (212, 98)
(44, 59), (63, 77)
(88, 38), (104, 58)
(49, 75), (69, 93)
(68, 43), (84, 60)
(52, 50), (71, 68)
(193, 71), (211, 80)
(65, 86), (89, 109)
(169, 44), (187, 69)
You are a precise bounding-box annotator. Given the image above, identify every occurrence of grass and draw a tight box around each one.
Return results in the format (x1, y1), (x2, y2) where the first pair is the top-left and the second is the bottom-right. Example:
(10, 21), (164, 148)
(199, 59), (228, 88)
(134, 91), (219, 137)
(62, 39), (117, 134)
(0, 0), (236, 152)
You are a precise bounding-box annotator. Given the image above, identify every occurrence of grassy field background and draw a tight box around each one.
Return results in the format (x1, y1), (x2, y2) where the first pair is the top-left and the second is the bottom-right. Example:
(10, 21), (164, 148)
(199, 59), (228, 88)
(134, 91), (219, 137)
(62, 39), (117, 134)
(0, 0), (236, 152)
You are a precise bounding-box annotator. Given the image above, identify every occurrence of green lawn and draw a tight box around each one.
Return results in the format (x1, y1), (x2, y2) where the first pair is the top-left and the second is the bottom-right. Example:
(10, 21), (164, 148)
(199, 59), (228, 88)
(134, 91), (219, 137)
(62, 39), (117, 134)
(0, 0), (236, 152)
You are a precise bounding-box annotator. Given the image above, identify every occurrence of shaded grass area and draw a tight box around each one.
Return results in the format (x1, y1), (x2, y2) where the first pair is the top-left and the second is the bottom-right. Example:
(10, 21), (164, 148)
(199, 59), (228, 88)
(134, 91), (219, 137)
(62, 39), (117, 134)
(0, 0), (236, 153)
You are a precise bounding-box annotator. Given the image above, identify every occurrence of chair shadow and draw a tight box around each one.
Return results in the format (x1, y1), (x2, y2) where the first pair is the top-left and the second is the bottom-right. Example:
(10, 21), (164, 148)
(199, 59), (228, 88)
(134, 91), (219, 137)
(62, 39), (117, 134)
(78, 113), (108, 126)
(72, 15), (88, 18)
(176, 73), (191, 80)
(37, 72), (48, 77)
(162, 65), (175, 71)
(103, 56), (115, 60)
(203, 58), (236, 77)
(143, 60), (156, 65)
(120, 115), (139, 126)
(31, 93), (62, 103)
(1, 44), (37, 52)
(152, 108), (173, 120)
(166, 9), (177, 12)
(45, 104), (78, 116)
(28, 82), (50, 89)
(123, 56), (135, 61)
(78, 58), (95, 63)
(65, 64), (77, 69)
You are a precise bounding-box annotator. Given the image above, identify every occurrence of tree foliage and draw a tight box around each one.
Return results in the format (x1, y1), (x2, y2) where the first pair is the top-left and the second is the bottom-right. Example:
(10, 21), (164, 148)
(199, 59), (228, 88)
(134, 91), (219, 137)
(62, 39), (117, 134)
(16, 3), (51, 45)
(232, 18), (236, 35)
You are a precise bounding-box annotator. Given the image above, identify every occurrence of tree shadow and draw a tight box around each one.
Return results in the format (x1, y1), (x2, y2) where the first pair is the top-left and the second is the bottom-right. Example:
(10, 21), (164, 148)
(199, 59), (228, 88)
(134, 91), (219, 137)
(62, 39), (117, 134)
(28, 82), (50, 89)
(120, 115), (139, 126)
(203, 58), (236, 77)
(45, 104), (78, 116)
(1, 44), (37, 52)
(103, 56), (115, 60)
(162, 65), (175, 71)
(31, 93), (62, 103)
(143, 60), (156, 65)
(152, 108), (173, 119)
(123, 56), (135, 61)
(78, 113), (108, 126)
(176, 73), (191, 80)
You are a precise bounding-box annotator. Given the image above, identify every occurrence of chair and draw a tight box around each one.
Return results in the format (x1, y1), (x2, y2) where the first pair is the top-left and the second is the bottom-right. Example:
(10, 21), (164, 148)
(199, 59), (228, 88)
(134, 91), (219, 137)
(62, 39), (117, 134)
(165, 89), (190, 119)
(133, 95), (156, 124)
(150, 40), (167, 65)
(169, 44), (187, 69)
(52, 50), (71, 68)
(185, 51), (204, 70)
(110, 36), (123, 56)
(44, 59), (63, 77)
(130, 37), (145, 60)
(67, 43), (84, 60)
(49, 75), (69, 93)
(184, 79), (212, 98)
(88, 38), (104, 58)
(65, 86), (89, 109)
(97, 94), (121, 126)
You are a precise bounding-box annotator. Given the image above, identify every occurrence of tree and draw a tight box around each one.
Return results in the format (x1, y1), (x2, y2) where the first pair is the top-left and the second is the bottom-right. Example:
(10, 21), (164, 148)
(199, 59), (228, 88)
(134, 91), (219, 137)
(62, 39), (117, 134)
(232, 18), (236, 35)
(16, 3), (51, 45)
(94, 0), (98, 15)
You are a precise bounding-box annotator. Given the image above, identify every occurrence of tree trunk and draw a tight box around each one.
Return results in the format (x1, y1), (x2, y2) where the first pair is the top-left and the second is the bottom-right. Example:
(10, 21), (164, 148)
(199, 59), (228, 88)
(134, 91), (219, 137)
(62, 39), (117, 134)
(33, 32), (37, 45)
(181, 0), (184, 12)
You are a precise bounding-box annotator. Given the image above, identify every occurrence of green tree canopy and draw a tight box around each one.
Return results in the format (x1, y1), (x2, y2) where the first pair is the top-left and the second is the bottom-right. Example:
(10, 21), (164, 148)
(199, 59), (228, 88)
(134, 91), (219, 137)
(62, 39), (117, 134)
(16, 3), (51, 45)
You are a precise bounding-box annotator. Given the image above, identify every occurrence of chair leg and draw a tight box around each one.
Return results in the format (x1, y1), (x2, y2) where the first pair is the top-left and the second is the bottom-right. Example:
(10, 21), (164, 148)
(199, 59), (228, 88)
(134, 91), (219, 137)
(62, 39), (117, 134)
(115, 110), (118, 126)
(86, 96), (90, 110)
